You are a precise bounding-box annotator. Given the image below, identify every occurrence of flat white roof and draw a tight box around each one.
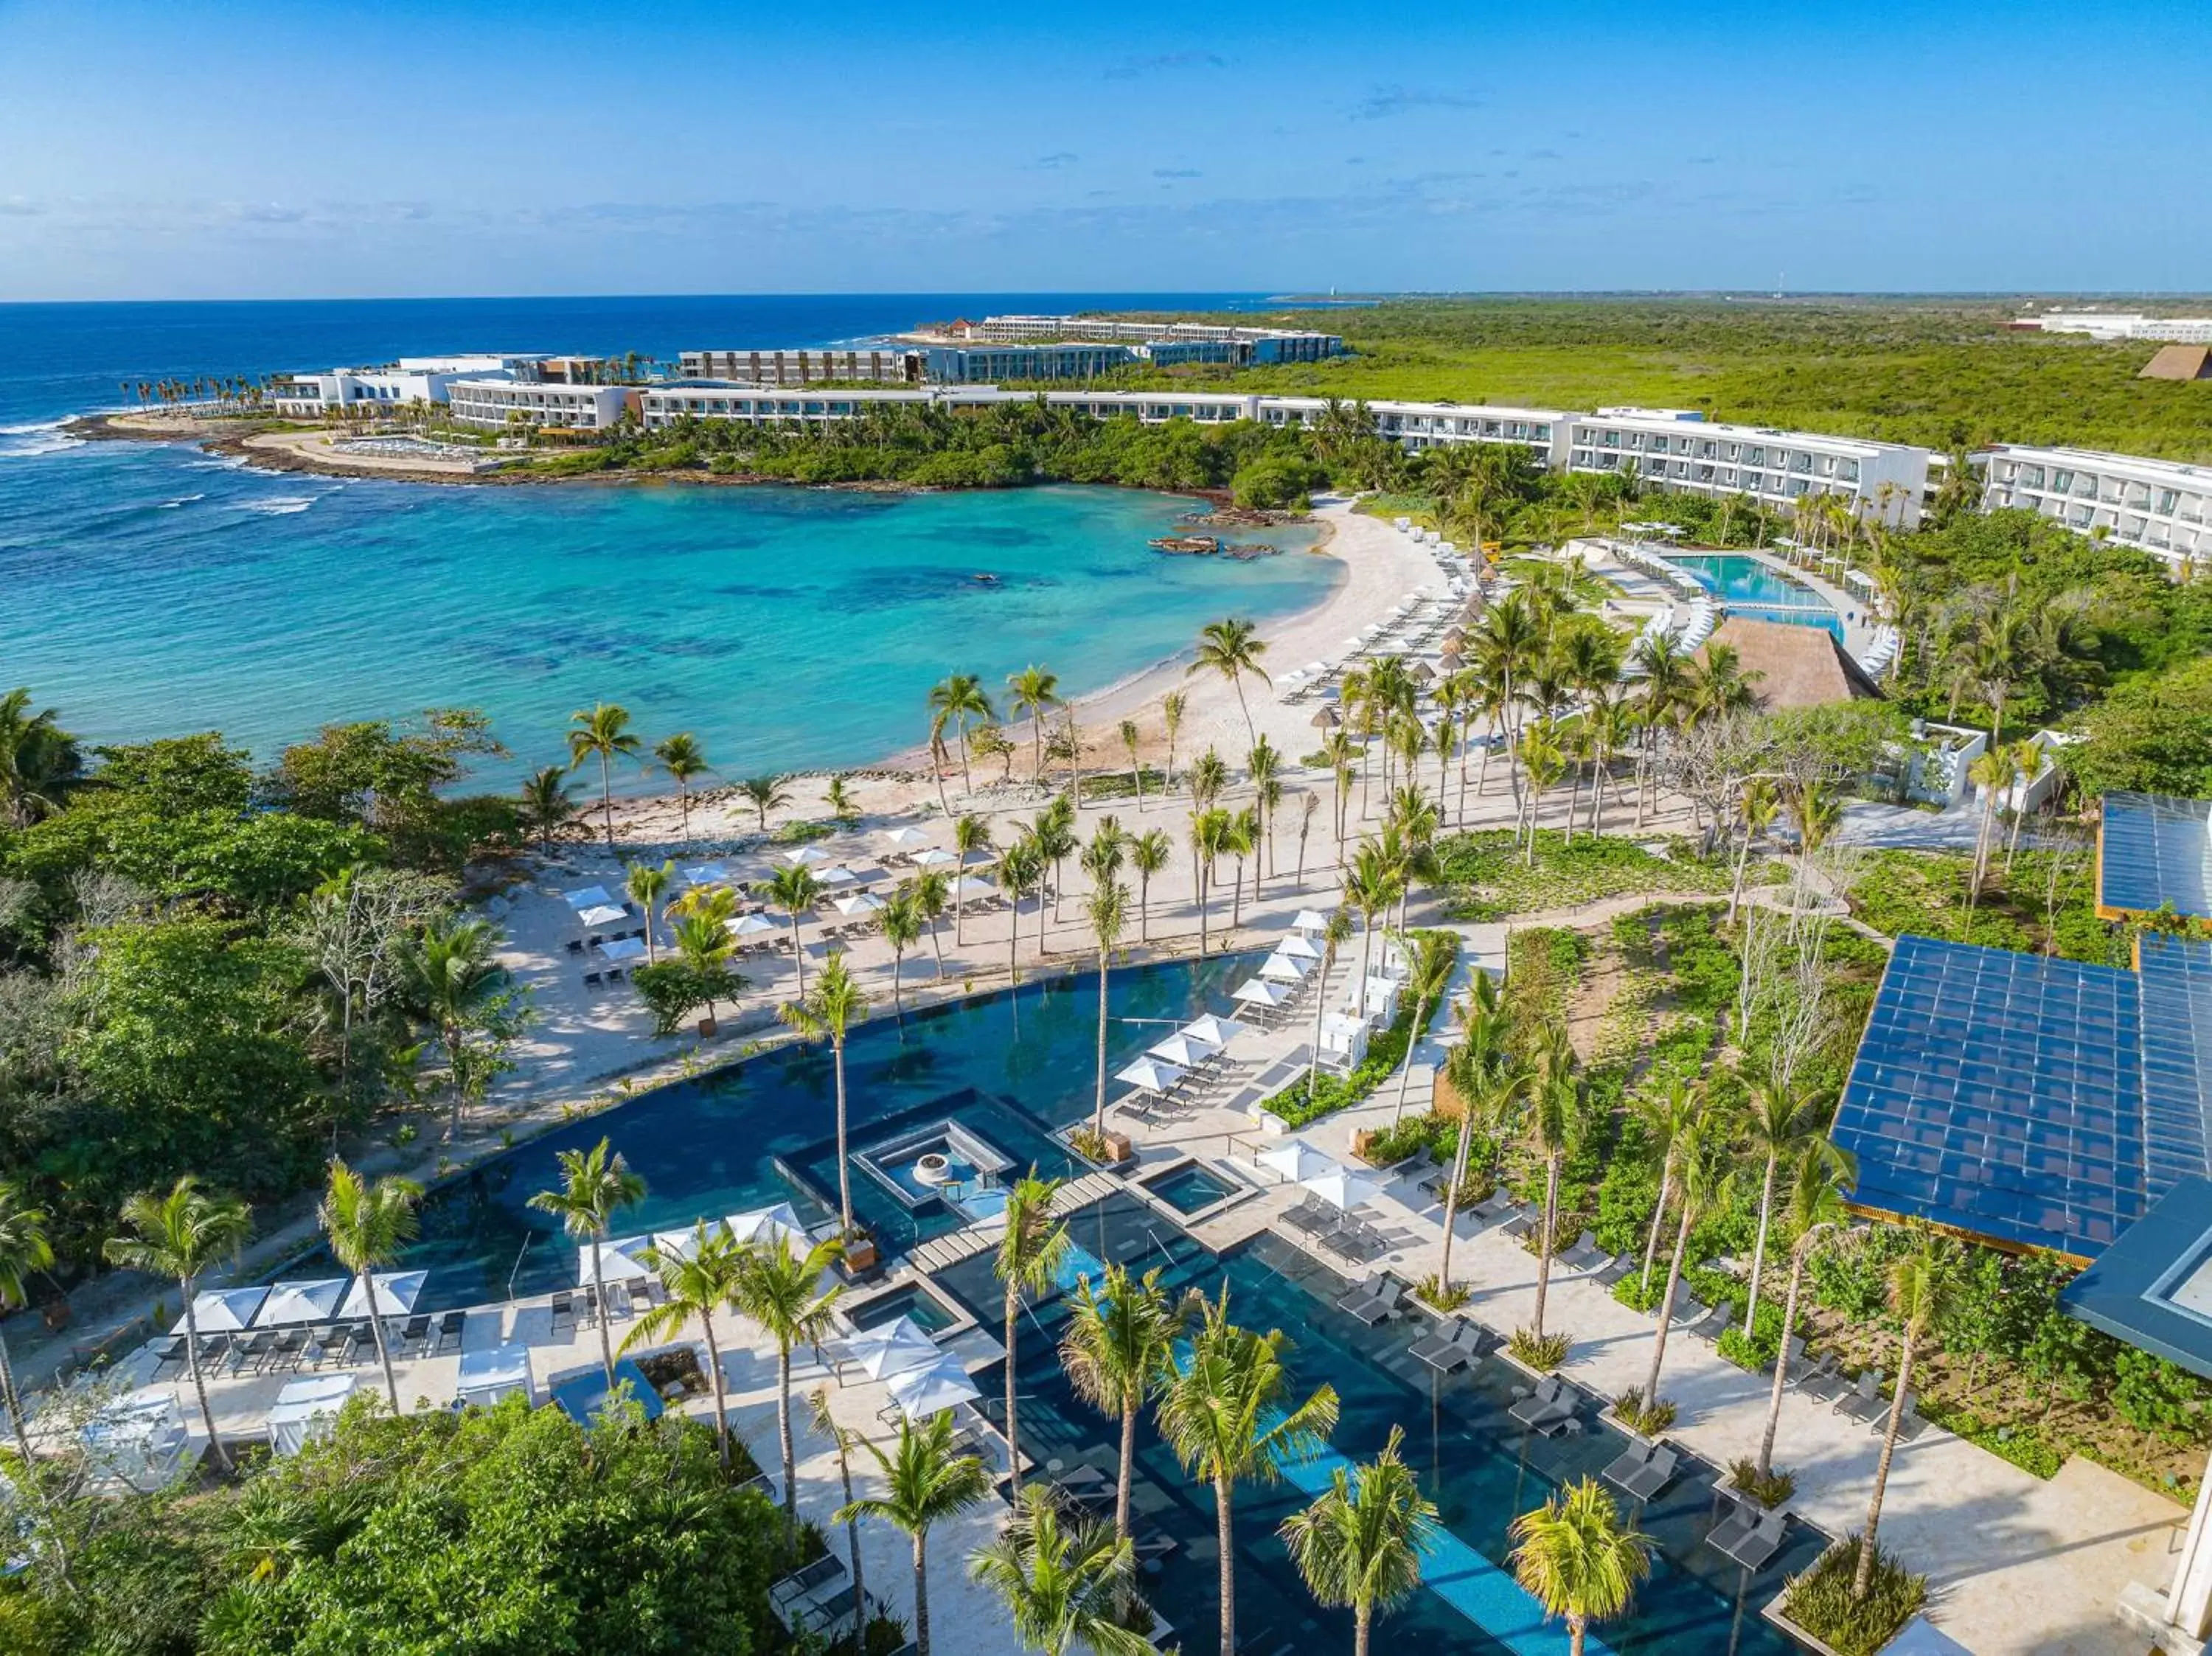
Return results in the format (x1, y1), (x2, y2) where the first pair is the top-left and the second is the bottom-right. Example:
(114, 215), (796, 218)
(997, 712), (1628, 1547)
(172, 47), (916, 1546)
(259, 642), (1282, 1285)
(1988, 443), (2212, 485)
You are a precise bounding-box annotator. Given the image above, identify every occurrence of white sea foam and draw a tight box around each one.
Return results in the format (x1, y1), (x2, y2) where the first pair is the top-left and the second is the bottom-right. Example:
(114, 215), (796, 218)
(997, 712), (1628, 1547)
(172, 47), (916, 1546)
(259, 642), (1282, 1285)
(159, 493), (206, 509)
(0, 431), (83, 459)
(0, 418), (69, 435)
(237, 495), (318, 515)
(185, 455), (249, 471)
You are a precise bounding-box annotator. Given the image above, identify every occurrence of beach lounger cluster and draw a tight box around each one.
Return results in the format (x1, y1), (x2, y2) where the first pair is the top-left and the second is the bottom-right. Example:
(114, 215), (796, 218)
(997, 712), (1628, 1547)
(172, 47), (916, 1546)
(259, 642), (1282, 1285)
(1707, 1499), (1791, 1572)
(1335, 1273), (1405, 1325)
(1601, 1438), (1680, 1502)
(1509, 1374), (1579, 1434)
(1408, 1318), (1490, 1372)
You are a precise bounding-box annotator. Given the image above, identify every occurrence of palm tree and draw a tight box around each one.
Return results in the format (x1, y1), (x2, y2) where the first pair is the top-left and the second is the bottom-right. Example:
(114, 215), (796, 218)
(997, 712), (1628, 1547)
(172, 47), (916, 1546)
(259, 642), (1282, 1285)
(1965, 745), (2014, 908)
(1630, 1079), (1704, 1297)
(1032, 796), (1078, 931)
(971, 1484), (1150, 1655)
(1130, 829), (1171, 944)
(1632, 1113), (1732, 1419)
(1162, 692), (1186, 790)
(809, 1384), (867, 1617)
(0, 1180), (54, 1464)
(652, 733), (710, 841)
(954, 814), (995, 947)
(1728, 778), (1781, 924)
(1754, 1144), (1854, 1481)
(1155, 1287), (1340, 1656)
(1279, 1425), (1439, 1656)
(839, 1413), (992, 1656)
(1386, 932), (1455, 1126)
(825, 773), (858, 824)
(911, 867), (953, 981)
(405, 915), (507, 1143)
(518, 765), (580, 851)
(1737, 1065), (1840, 1337)
(1188, 748), (1230, 813)
(567, 703), (641, 846)
(997, 1174), (1070, 1475)
(737, 773), (791, 832)
(1526, 1069), (1582, 1343)
(928, 674), (997, 796)
(103, 1177), (252, 1471)
(881, 886), (926, 1022)
(765, 862), (823, 1000)
(625, 859), (675, 964)
(780, 953), (869, 1239)
(1854, 1225), (1956, 1600)
(628, 1221), (746, 1464)
(1303, 908), (1355, 1116)
(1510, 1478), (1652, 1656)
(737, 1234), (846, 1531)
(1009, 665), (1065, 784)
(1087, 880), (1129, 1138)
(1119, 718), (1145, 809)
(1190, 619), (1270, 748)
(0, 688), (82, 827)
(1189, 808), (1231, 956)
(1061, 1266), (1187, 1544)
(319, 1160), (422, 1413)
(526, 1138), (646, 1380)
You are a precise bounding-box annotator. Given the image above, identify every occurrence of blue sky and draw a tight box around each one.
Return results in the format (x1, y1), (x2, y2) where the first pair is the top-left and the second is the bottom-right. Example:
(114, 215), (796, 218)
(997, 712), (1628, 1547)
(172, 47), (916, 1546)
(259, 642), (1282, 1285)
(1, 0), (2207, 299)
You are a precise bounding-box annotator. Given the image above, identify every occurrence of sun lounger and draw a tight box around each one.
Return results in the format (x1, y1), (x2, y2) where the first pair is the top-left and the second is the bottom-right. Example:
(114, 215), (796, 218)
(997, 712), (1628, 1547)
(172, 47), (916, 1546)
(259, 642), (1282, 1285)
(148, 1335), (187, 1380)
(1340, 1276), (1404, 1325)
(1335, 1272), (1387, 1315)
(1410, 1319), (1484, 1372)
(1790, 1348), (1838, 1392)
(1557, 1231), (1604, 1272)
(1686, 1301), (1735, 1341)
(1497, 1208), (1537, 1241)
(1601, 1438), (1657, 1494)
(1510, 1374), (1576, 1433)
(1665, 1295), (1708, 1326)
(435, 1309), (465, 1354)
(1620, 1444), (1679, 1501)
(1831, 1368), (1885, 1419)
(1282, 1197), (1340, 1239)
(1707, 1498), (1760, 1559)
(1590, 1255), (1633, 1288)
(771, 1554), (849, 1615)
(1716, 1507), (1790, 1572)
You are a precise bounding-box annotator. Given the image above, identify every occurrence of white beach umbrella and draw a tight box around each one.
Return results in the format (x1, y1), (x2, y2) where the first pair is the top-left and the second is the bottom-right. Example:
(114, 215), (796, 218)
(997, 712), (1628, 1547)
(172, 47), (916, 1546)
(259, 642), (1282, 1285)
(1302, 1165), (1382, 1210)
(911, 846), (959, 867)
(681, 862), (728, 885)
(338, 1270), (428, 1321)
(578, 1239), (653, 1285)
(1303, 661), (1326, 676)
(728, 912), (778, 936)
(575, 903), (627, 928)
(880, 827), (931, 847)
(816, 865), (858, 887)
(843, 1315), (941, 1381)
(1181, 1013), (1248, 1046)
(1259, 952), (1310, 983)
(255, 1278), (347, 1326)
(187, 1286), (269, 1332)
(1233, 978), (1293, 1009)
(953, 876), (997, 898)
(783, 846), (832, 866)
(726, 1203), (807, 1250)
(1256, 1139), (1332, 1183)
(1114, 1057), (1186, 1093)
(597, 936), (647, 962)
(834, 892), (886, 916)
(648, 1222), (716, 1262)
(1147, 1031), (1218, 1067)
(1275, 933), (1324, 961)
(561, 885), (614, 909)
(1290, 910), (1332, 934)
(887, 1357), (981, 1421)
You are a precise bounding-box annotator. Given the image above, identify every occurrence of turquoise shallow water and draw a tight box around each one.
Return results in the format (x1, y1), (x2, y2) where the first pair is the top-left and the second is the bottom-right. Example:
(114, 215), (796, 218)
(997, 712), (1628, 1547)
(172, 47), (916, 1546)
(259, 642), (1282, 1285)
(0, 439), (1332, 783)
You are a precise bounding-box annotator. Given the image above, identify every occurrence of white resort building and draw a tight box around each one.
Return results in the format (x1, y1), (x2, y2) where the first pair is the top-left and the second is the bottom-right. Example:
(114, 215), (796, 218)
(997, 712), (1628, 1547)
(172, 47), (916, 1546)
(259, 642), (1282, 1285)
(1563, 407), (1931, 527)
(268, 354), (546, 417)
(445, 379), (636, 433)
(1978, 445), (2212, 567)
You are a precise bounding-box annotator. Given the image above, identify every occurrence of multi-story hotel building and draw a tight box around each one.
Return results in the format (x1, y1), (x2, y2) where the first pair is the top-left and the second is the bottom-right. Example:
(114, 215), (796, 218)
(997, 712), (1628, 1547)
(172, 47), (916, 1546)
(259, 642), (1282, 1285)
(1978, 445), (2212, 568)
(1563, 407), (1930, 526)
(940, 314), (1343, 362)
(678, 347), (924, 385)
(268, 355), (543, 417)
(444, 379), (636, 432)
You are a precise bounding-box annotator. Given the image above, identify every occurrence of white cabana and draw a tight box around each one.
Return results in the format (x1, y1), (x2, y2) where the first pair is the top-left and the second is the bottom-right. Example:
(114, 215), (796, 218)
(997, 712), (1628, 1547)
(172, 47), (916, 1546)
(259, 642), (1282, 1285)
(681, 862), (729, 884)
(1147, 1032), (1219, 1067)
(456, 1342), (535, 1409)
(911, 846), (959, 867)
(338, 1270), (427, 1321)
(597, 936), (647, 962)
(726, 1203), (807, 1250)
(1303, 1163), (1382, 1210)
(728, 912), (779, 937)
(1233, 978), (1293, 1009)
(880, 827), (931, 847)
(1259, 953), (1310, 983)
(1256, 1139), (1332, 1183)
(1274, 933), (1324, 961)
(576, 903), (627, 928)
(886, 1357), (981, 1421)
(1290, 910), (1333, 934)
(578, 1239), (653, 1285)
(268, 1374), (355, 1456)
(1347, 974), (1401, 1022)
(783, 846), (832, 866)
(255, 1278), (347, 1326)
(187, 1286), (268, 1332)
(561, 885), (614, 910)
(81, 1389), (189, 1489)
(1181, 1014), (1248, 1047)
(834, 892), (885, 916)
(842, 1315), (941, 1381)
(1319, 1012), (1371, 1068)
(1115, 1057), (1186, 1093)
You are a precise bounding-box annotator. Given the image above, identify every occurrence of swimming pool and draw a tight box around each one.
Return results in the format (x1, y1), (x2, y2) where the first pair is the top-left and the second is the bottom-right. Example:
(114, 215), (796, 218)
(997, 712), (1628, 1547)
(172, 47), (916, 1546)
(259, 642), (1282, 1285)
(275, 955), (1256, 1308)
(1663, 553), (1844, 640)
(931, 1196), (1825, 1656)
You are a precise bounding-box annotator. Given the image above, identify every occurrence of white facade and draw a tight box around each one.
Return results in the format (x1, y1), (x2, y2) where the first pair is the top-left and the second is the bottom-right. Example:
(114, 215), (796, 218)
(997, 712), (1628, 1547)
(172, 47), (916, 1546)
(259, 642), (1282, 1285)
(1565, 407), (1929, 527)
(2023, 312), (2212, 343)
(446, 379), (635, 431)
(269, 355), (546, 417)
(1979, 444), (2212, 571)
(1258, 397), (1569, 463)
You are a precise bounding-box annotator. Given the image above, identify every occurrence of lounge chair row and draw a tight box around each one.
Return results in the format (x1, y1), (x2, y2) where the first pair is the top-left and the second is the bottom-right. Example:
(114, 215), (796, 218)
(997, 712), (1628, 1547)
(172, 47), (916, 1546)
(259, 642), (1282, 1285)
(150, 1310), (466, 1380)
(1286, 1197), (1389, 1264)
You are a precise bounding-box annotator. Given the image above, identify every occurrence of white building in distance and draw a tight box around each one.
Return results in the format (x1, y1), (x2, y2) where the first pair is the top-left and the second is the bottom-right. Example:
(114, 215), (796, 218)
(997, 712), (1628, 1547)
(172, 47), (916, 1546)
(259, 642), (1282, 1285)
(445, 379), (636, 433)
(268, 355), (543, 416)
(2016, 312), (2212, 343)
(1564, 407), (1930, 526)
(1978, 445), (2212, 569)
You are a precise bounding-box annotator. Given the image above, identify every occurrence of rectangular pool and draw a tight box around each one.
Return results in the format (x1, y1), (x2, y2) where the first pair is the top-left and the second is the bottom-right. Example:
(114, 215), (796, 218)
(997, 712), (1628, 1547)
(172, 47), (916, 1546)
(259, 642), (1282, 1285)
(1143, 1161), (1240, 1215)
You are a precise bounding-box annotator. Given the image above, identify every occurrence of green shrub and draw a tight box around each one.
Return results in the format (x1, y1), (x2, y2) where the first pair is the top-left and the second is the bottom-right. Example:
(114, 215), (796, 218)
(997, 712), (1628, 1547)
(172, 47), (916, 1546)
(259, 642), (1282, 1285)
(1509, 1328), (1569, 1371)
(1612, 1387), (1677, 1436)
(1416, 1276), (1471, 1312)
(1781, 1537), (1928, 1656)
(1727, 1458), (1795, 1509)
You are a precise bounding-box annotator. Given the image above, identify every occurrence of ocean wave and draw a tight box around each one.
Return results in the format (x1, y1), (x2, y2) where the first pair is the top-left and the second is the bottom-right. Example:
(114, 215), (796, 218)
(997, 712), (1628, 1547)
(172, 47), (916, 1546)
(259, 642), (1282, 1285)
(236, 495), (319, 515)
(159, 493), (206, 509)
(185, 455), (250, 471)
(0, 418), (70, 435)
(0, 432), (85, 459)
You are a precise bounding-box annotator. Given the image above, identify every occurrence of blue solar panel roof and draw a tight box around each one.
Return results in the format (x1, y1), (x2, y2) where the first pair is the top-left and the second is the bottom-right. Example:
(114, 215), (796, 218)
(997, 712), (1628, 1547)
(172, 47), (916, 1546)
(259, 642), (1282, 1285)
(2062, 1176), (2212, 1381)
(1834, 935), (2149, 1255)
(2138, 934), (2212, 1194)
(2099, 792), (2212, 921)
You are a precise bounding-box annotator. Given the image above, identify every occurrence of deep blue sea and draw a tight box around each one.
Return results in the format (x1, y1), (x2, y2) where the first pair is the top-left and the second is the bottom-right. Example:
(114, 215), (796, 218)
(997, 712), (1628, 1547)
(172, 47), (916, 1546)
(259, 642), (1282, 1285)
(0, 295), (1334, 782)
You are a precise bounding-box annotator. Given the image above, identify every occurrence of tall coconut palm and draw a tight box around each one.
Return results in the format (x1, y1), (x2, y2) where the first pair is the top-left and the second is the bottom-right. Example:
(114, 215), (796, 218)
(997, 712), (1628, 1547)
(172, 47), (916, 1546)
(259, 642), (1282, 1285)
(102, 1177), (252, 1471)
(765, 862), (823, 1000)
(779, 953), (869, 1239)
(0, 688), (82, 827)
(1436, 978), (1525, 1297)
(737, 1234), (846, 1533)
(567, 702), (641, 846)
(910, 867), (953, 981)
(1304, 908), (1356, 1115)
(629, 1220), (747, 1464)
(0, 1180), (54, 1464)
(526, 1137), (645, 1380)
(1386, 932), (1456, 1127)
(1119, 718), (1145, 810)
(1633, 1113), (1733, 1419)
(1526, 1068), (1582, 1343)
(880, 886), (925, 1023)
(1728, 777), (1781, 924)
(1190, 618), (1270, 749)
(1964, 745), (2014, 909)
(318, 1160), (422, 1413)
(809, 1384), (867, 1617)
(1188, 807), (1231, 956)
(1161, 692), (1186, 790)
(1087, 880), (1128, 1138)
(1187, 748), (1230, 813)
(1510, 1478), (1653, 1656)
(517, 765), (580, 851)
(1060, 1265), (1188, 1543)
(1279, 1425), (1439, 1656)
(1755, 1143), (1855, 1481)
(1342, 840), (1402, 993)
(1130, 829), (1171, 944)
(652, 733), (710, 841)
(998, 836), (1045, 995)
(996, 1174), (1070, 1475)
(970, 1484), (1150, 1656)
(625, 859), (675, 964)
(1854, 1225), (1956, 1600)
(1630, 1079), (1705, 1297)
(737, 774), (791, 832)
(838, 1410), (992, 1656)
(1009, 665), (1065, 784)
(405, 914), (509, 1144)
(929, 673), (997, 796)
(953, 814), (995, 947)
(1155, 1287), (1340, 1656)
(1737, 1065), (1840, 1337)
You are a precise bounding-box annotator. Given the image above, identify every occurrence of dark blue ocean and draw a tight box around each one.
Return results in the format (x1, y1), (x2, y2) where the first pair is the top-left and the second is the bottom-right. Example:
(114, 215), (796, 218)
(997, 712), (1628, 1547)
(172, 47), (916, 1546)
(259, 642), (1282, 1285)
(0, 295), (1334, 782)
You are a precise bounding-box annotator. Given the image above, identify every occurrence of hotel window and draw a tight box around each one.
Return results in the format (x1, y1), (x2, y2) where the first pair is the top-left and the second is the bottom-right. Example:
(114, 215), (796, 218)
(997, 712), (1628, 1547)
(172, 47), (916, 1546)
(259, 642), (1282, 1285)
(2157, 489), (2180, 514)
(2049, 469), (2070, 493)
(1745, 446), (1764, 465)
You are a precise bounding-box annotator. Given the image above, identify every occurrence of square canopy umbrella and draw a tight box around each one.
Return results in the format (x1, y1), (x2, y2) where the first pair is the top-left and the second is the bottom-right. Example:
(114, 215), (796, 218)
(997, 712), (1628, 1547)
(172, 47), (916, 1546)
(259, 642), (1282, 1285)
(561, 885), (614, 910)
(456, 1343), (535, 1408)
(1259, 952), (1310, 983)
(187, 1286), (269, 1332)
(911, 846), (959, 867)
(1302, 1164), (1382, 1209)
(1233, 978), (1293, 1009)
(681, 862), (728, 885)
(880, 827), (931, 847)
(576, 903), (627, 929)
(1256, 1139), (1332, 1183)
(1115, 1056), (1186, 1094)
(783, 846), (832, 866)
(834, 891), (885, 916)
(843, 1315), (941, 1381)
(1147, 1031), (1218, 1067)
(338, 1270), (428, 1321)
(1275, 933), (1323, 961)
(649, 1222), (714, 1262)
(953, 876), (997, 898)
(728, 911), (779, 937)
(816, 865), (859, 887)
(256, 1278), (347, 1326)
(726, 1203), (807, 1250)
(578, 1238), (653, 1285)
(1291, 910), (1333, 934)
(268, 1374), (355, 1456)
(888, 1357), (981, 1421)
(597, 936), (648, 962)
(1181, 1013), (1248, 1046)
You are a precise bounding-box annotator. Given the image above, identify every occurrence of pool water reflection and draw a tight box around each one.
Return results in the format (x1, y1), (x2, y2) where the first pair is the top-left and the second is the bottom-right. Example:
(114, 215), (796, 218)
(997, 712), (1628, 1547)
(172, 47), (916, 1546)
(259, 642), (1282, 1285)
(1664, 553), (1844, 640)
